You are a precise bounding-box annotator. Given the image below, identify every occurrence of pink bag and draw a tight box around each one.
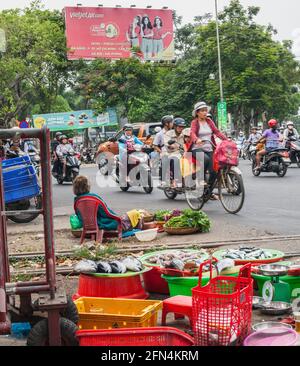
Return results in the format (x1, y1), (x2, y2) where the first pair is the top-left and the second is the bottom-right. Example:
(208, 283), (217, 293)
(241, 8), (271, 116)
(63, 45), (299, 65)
(214, 140), (239, 167)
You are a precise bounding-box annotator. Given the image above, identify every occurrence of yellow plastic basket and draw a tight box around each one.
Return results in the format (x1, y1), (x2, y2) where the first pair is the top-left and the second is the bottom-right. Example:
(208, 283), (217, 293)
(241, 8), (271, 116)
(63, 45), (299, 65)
(74, 297), (162, 330)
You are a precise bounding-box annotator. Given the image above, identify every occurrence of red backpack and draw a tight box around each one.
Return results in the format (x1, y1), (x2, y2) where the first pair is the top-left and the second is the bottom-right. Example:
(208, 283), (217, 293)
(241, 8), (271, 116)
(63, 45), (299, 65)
(214, 140), (239, 168)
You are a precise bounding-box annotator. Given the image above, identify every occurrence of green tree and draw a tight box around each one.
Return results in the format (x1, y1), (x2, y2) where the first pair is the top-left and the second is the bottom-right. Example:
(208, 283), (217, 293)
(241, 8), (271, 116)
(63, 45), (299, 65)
(0, 1), (69, 127)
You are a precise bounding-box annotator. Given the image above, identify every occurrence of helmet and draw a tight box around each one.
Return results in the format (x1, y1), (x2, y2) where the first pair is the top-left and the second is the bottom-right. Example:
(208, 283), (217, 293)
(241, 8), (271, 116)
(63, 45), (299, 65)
(173, 118), (187, 127)
(59, 135), (67, 141)
(239, 131), (244, 136)
(268, 119), (278, 128)
(68, 138), (73, 144)
(154, 126), (162, 133)
(55, 132), (63, 138)
(207, 113), (213, 119)
(182, 128), (191, 137)
(161, 115), (174, 125)
(286, 121), (294, 127)
(123, 124), (133, 131)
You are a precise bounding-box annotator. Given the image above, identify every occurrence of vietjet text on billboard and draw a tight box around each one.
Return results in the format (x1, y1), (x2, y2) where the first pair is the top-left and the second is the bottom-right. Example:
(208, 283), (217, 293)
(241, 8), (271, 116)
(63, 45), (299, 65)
(64, 7), (174, 61)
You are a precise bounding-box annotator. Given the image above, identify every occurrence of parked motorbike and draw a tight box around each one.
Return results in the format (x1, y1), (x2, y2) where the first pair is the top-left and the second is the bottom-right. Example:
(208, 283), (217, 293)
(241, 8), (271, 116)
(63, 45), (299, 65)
(252, 148), (291, 177)
(286, 137), (300, 168)
(113, 140), (153, 194)
(53, 152), (81, 184)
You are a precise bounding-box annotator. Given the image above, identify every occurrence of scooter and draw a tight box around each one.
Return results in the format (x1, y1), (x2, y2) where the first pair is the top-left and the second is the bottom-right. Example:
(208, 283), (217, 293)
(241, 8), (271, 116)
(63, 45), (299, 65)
(54, 152), (81, 184)
(80, 147), (95, 164)
(252, 148), (291, 177)
(113, 140), (153, 194)
(286, 137), (300, 168)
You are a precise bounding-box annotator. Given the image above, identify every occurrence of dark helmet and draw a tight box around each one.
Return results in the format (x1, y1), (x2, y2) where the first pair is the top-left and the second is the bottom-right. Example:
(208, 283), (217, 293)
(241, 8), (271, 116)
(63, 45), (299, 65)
(173, 118), (187, 127)
(123, 123), (133, 131)
(59, 134), (67, 141)
(161, 115), (174, 126)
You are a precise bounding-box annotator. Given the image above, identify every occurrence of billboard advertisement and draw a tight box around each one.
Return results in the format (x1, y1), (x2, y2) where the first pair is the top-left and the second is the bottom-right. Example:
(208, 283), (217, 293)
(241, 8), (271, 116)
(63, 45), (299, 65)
(33, 109), (118, 131)
(64, 6), (174, 61)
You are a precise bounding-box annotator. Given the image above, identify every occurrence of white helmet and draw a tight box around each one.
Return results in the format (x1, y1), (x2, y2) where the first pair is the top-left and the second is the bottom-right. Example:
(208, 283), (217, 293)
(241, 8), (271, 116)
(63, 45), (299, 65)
(154, 126), (162, 133)
(286, 121), (294, 127)
(183, 128), (191, 137)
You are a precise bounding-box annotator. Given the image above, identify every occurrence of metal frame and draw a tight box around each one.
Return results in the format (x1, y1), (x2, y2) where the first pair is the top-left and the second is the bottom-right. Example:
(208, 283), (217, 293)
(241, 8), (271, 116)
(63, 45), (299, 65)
(0, 126), (67, 345)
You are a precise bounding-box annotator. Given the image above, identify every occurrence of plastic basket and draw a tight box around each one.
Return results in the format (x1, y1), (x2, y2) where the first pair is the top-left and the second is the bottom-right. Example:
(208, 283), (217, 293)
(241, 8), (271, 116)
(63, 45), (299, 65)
(2, 156), (40, 203)
(192, 260), (253, 346)
(74, 297), (162, 330)
(76, 327), (195, 346)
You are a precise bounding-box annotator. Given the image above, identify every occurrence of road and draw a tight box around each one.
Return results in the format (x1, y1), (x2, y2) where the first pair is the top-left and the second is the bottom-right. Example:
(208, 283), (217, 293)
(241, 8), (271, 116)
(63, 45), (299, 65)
(50, 160), (300, 238)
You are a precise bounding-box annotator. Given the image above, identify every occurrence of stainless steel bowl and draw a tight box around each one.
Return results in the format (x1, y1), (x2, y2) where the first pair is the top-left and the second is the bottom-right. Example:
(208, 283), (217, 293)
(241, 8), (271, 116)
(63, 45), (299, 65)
(260, 301), (292, 315)
(252, 296), (264, 309)
(252, 321), (293, 332)
(258, 264), (289, 277)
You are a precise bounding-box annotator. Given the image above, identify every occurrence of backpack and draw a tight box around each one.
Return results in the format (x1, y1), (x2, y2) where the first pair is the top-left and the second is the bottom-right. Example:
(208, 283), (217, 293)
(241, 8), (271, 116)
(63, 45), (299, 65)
(214, 140), (239, 167)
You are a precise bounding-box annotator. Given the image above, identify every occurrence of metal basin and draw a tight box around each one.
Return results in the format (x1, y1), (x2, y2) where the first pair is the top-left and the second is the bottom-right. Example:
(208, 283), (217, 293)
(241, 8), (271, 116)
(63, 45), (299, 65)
(260, 301), (292, 315)
(258, 264), (289, 277)
(252, 321), (292, 332)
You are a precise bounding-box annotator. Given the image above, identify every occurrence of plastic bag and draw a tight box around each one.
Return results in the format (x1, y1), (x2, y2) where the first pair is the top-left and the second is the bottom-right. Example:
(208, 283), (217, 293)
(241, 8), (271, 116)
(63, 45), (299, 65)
(70, 214), (82, 230)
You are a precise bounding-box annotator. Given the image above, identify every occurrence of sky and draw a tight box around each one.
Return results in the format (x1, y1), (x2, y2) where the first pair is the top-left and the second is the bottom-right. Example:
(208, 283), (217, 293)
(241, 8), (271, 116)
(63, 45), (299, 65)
(1, 0), (300, 57)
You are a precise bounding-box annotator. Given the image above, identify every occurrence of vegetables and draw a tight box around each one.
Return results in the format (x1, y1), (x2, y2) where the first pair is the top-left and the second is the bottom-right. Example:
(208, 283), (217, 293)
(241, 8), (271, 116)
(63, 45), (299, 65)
(164, 209), (211, 233)
(154, 209), (173, 222)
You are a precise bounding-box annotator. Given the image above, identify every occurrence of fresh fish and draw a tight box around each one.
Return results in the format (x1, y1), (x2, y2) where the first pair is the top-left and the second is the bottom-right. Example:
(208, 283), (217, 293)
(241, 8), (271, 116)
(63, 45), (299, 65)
(96, 261), (112, 273)
(74, 260), (97, 274)
(109, 260), (127, 274)
(122, 257), (143, 272)
(168, 259), (185, 271)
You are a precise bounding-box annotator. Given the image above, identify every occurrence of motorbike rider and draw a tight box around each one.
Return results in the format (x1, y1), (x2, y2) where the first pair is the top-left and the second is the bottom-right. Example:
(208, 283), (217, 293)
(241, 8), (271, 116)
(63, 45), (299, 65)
(51, 132), (63, 176)
(189, 101), (227, 197)
(248, 126), (262, 144)
(283, 121), (299, 144)
(153, 115), (174, 188)
(117, 124), (143, 184)
(164, 117), (186, 188)
(255, 119), (283, 171)
(56, 135), (75, 178)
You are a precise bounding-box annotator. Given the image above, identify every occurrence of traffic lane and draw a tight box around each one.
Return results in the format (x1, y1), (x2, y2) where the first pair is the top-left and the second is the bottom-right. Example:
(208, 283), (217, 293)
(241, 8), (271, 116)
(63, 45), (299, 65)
(51, 161), (300, 235)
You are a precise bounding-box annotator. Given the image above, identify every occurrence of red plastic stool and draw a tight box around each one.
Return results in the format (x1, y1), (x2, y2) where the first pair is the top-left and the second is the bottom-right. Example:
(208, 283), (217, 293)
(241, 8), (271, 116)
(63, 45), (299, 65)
(161, 295), (193, 327)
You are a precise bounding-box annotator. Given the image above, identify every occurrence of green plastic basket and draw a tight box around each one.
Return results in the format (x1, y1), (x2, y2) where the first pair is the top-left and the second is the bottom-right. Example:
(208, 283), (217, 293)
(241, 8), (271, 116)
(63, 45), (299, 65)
(162, 270), (240, 297)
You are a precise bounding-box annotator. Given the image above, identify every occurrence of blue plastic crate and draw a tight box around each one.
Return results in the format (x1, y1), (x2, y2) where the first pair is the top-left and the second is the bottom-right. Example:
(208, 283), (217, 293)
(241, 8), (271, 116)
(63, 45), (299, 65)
(2, 157), (40, 204)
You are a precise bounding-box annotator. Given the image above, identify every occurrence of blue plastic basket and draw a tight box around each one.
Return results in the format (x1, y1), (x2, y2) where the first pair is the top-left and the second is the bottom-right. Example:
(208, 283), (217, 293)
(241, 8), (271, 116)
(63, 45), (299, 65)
(2, 156), (40, 204)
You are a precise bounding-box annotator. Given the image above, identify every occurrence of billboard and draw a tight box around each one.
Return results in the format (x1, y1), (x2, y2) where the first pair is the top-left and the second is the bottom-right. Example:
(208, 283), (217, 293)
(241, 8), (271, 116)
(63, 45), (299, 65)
(33, 109), (118, 131)
(64, 7), (174, 61)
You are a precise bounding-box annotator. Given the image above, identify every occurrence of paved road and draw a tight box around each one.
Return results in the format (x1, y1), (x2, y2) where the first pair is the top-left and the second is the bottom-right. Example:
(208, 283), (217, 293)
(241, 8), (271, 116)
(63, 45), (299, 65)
(51, 160), (300, 237)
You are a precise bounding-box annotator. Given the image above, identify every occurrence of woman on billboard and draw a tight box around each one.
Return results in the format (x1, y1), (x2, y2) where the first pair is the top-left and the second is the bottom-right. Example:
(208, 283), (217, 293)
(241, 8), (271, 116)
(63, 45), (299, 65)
(152, 16), (172, 58)
(140, 15), (153, 60)
(126, 15), (141, 48)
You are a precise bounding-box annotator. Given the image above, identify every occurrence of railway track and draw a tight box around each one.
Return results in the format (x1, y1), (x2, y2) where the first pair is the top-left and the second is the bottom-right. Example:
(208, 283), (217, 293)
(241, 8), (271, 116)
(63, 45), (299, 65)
(9, 234), (300, 277)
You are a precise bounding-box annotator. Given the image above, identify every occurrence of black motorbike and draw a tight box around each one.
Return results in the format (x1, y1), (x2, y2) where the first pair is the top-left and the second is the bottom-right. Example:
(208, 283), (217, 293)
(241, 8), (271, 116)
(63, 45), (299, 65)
(252, 148), (291, 177)
(53, 152), (81, 184)
(80, 147), (95, 164)
(286, 136), (300, 168)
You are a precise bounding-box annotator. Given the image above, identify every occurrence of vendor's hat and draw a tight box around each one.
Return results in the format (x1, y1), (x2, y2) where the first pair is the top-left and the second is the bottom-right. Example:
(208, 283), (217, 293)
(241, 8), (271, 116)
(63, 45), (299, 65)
(192, 101), (209, 118)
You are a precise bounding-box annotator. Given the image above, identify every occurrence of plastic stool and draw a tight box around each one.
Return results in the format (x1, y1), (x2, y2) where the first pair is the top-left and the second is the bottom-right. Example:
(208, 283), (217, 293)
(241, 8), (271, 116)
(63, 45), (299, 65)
(161, 295), (193, 327)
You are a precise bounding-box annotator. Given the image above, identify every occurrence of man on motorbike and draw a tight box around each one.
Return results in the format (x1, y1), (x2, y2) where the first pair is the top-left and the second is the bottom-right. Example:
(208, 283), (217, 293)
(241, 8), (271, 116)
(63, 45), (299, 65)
(248, 127), (262, 144)
(51, 132), (63, 177)
(56, 135), (75, 178)
(283, 121), (299, 144)
(153, 115), (174, 188)
(164, 117), (186, 188)
(255, 119), (283, 171)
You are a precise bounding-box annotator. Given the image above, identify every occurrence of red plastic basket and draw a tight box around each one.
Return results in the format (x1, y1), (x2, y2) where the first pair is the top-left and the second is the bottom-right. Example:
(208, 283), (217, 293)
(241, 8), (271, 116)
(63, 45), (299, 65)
(192, 260), (253, 346)
(76, 327), (194, 346)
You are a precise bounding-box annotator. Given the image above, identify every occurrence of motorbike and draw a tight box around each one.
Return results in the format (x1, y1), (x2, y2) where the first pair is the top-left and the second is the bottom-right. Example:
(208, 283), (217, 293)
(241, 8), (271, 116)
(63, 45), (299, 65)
(113, 139), (153, 194)
(53, 152), (81, 184)
(235, 139), (246, 159)
(80, 147), (95, 164)
(4, 148), (42, 223)
(286, 136), (300, 168)
(252, 148), (291, 177)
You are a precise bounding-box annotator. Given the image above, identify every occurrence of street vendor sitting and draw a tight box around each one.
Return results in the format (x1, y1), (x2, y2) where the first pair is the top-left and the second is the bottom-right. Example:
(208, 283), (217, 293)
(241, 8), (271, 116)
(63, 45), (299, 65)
(73, 175), (143, 232)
